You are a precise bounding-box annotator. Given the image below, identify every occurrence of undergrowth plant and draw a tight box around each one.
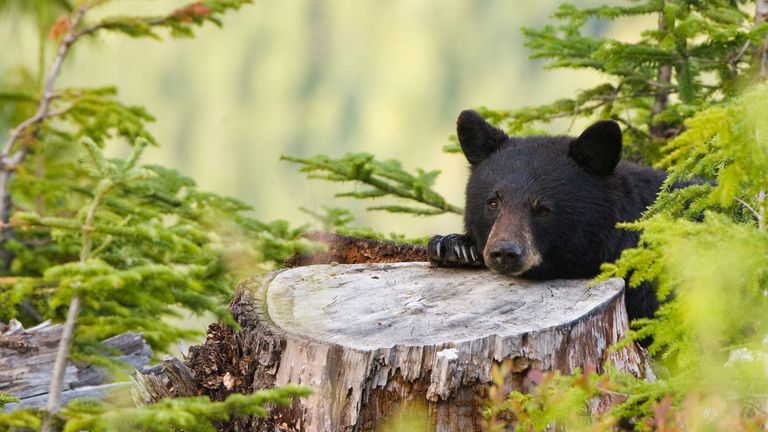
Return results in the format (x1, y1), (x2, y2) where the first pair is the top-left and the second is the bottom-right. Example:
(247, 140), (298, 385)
(0, 1), (313, 430)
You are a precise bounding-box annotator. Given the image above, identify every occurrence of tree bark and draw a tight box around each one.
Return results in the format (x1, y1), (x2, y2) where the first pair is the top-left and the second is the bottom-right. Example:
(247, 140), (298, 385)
(649, 0), (673, 141)
(187, 263), (649, 432)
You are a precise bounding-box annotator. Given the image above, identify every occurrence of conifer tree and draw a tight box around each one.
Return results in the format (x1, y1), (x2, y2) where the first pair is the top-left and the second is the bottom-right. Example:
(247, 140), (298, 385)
(287, 0), (768, 196)
(0, 1), (313, 430)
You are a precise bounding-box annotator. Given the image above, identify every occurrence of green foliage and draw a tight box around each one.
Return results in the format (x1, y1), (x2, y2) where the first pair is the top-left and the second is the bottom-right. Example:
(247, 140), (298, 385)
(603, 84), (768, 369)
(300, 206), (430, 245)
(0, 386), (313, 432)
(470, 2), (768, 431)
(283, 153), (462, 217)
(2, 0), (767, 430)
(485, 361), (767, 431)
(0, 392), (20, 408)
(81, 0), (251, 40)
(486, 79), (768, 432)
(283, 0), (768, 219)
(0, 1), (313, 430)
(483, 362), (612, 432)
(1, 0), (312, 351)
(58, 385), (312, 432)
(3, 137), (308, 350)
(0, 408), (41, 432)
(486, 0), (768, 163)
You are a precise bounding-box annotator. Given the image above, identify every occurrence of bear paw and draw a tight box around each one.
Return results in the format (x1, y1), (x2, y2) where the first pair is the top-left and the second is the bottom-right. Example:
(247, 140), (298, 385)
(427, 234), (483, 268)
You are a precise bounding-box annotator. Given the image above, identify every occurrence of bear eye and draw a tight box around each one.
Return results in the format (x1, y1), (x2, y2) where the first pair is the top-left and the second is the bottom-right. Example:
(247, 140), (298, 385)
(533, 203), (551, 217)
(487, 198), (500, 211)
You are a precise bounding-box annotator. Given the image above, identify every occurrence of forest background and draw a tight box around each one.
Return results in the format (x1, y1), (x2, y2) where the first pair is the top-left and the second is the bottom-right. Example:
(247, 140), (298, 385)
(0, 0), (630, 241)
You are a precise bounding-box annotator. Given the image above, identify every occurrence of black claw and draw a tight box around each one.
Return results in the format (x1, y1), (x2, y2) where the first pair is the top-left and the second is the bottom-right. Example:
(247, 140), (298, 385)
(427, 233), (483, 268)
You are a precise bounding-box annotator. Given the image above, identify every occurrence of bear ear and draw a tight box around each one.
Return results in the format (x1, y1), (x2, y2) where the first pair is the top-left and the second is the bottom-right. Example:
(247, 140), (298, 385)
(568, 120), (622, 176)
(457, 110), (509, 166)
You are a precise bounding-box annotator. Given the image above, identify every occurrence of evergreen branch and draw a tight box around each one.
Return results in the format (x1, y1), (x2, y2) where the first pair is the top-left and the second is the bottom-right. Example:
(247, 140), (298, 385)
(56, 87), (158, 145)
(74, 0), (252, 40)
(60, 385), (313, 431)
(0, 1), (250, 228)
(81, 137), (109, 177)
(485, 84), (674, 133)
(121, 137), (149, 176)
(366, 205), (446, 216)
(554, 1), (663, 20)
(282, 154), (463, 215)
(0, 392), (20, 407)
(0, 90), (38, 104)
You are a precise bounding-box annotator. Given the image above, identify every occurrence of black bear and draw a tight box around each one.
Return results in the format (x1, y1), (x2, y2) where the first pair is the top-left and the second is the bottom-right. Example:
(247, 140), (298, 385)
(428, 110), (666, 321)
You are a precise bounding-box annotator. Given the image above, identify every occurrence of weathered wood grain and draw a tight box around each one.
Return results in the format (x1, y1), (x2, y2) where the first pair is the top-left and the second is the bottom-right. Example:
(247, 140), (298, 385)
(0, 320), (151, 411)
(10, 383), (132, 410)
(0, 320), (77, 401)
(187, 262), (648, 432)
(131, 356), (199, 406)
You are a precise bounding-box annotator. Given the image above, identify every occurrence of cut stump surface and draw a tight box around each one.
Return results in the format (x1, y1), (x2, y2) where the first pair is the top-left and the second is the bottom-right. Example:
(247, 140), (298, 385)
(189, 262), (648, 432)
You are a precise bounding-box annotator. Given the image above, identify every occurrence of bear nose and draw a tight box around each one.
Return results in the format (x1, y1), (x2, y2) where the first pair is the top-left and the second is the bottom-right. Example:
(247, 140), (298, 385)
(488, 241), (523, 267)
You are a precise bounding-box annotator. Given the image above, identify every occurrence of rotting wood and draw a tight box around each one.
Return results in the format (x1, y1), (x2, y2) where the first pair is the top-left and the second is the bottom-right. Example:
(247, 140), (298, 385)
(284, 232), (428, 267)
(186, 262), (649, 432)
(131, 356), (200, 406)
(0, 320), (151, 411)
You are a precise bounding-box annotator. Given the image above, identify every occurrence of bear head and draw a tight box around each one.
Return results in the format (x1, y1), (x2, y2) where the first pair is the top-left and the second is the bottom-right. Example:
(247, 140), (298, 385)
(458, 110), (623, 279)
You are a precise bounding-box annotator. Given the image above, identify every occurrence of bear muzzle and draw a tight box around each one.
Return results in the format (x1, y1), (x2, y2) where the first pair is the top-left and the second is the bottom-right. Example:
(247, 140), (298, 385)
(485, 240), (527, 276)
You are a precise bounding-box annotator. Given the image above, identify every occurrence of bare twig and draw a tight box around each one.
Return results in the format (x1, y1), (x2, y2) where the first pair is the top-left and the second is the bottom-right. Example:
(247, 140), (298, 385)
(0, 4), (91, 274)
(729, 41), (751, 76)
(73, 15), (166, 40)
(650, 0), (673, 141)
(41, 178), (109, 431)
(735, 197), (760, 221)
(524, 88), (668, 126)
(735, 191), (766, 230)
(1, 5), (89, 160)
(40, 295), (80, 432)
(46, 106), (73, 118)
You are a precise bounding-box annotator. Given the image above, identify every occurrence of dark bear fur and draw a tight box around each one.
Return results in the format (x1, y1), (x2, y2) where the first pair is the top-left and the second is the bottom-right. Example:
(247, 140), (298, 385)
(428, 110), (666, 320)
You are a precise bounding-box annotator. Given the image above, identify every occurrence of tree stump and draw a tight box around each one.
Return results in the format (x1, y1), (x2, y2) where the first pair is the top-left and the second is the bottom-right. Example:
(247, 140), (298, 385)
(188, 262), (648, 432)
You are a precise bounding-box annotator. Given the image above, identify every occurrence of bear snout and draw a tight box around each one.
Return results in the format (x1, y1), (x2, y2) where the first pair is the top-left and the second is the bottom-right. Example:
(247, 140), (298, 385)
(486, 241), (525, 275)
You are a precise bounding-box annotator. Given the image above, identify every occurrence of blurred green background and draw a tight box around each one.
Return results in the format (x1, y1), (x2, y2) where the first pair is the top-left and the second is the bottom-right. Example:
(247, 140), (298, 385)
(0, 0), (639, 237)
